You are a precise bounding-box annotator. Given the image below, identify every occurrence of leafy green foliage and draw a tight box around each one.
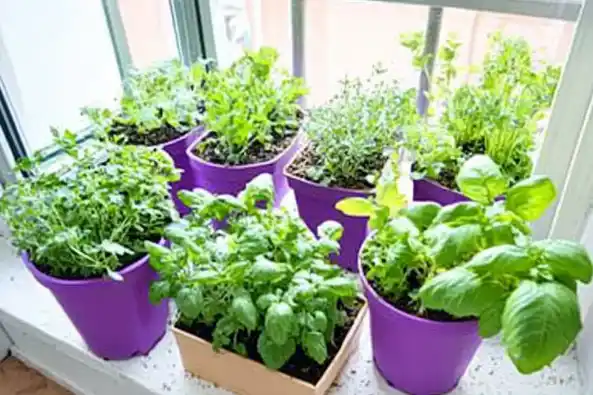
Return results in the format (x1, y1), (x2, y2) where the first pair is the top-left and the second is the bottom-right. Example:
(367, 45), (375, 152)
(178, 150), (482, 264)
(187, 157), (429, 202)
(301, 67), (418, 188)
(403, 31), (561, 189)
(147, 174), (358, 370)
(0, 131), (179, 279)
(195, 47), (307, 165)
(84, 59), (209, 145)
(346, 153), (592, 374)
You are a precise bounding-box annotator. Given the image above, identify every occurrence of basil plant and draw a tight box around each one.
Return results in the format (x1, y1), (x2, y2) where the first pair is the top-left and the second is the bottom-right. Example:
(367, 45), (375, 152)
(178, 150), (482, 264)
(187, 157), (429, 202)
(339, 154), (592, 374)
(146, 174), (358, 370)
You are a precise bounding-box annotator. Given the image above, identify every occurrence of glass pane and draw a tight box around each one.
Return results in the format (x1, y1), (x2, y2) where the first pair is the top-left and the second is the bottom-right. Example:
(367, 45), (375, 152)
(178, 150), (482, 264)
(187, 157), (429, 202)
(247, 0), (428, 105)
(0, 0), (122, 152)
(118, 0), (178, 68)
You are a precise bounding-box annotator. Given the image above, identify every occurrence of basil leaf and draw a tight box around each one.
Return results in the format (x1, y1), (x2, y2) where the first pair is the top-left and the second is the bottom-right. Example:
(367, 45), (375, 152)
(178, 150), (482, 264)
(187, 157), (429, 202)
(419, 267), (505, 317)
(534, 239), (593, 283)
(505, 176), (556, 221)
(456, 155), (507, 204)
(432, 202), (483, 226)
(310, 311), (328, 332)
(257, 333), (296, 369)
(303, 331), (328, 364)
(401, 201), (441, 230)
(426, 224), (483, 268)
(175, 286), (203, 318)
(250, 256), (287, 282)
(320, 277), (358, 297)
(478, 299), (505, 338)
(232, 293), (258, 330)
(501, 281), (581, 374)
(149, 280), (170, 304)
(265, 302), (295, 345)
(464, 245), (533, 275)
(335, 197), (374, 217)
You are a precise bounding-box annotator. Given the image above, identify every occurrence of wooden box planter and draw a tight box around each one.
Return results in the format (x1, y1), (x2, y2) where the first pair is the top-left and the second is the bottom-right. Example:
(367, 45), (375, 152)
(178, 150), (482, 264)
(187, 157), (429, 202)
(173, 303), (367, 395)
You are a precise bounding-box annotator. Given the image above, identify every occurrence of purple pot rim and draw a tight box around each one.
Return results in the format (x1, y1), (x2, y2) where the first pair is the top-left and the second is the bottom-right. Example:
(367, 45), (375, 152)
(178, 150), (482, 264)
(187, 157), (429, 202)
(358, 233), (478, 329)
(283, 143), (374, 196)
(186, 130), (302, 171)
(22, 238), (165, 286)
(153, 125), (203, 149)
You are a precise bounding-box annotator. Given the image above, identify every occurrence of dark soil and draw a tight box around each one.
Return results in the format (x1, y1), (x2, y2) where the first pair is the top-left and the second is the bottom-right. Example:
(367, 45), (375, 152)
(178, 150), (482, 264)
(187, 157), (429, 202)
(176, 302), (363, 385)
(110, 121), (189, 146)
(32, 232), (163, 281)
(414, 137), (488, 191)
(363, 264), (471, 323)
(194, 111), (303, 166)
(196, 130), (297, 166)
(286, 144), (379, 190)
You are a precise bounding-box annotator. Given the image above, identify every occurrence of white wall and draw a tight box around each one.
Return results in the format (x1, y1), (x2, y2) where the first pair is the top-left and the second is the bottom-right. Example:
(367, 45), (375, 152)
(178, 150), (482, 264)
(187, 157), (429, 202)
(578, 209), (593, 393)
(0, 322), (10, 360)
(0, 0), (122, 152)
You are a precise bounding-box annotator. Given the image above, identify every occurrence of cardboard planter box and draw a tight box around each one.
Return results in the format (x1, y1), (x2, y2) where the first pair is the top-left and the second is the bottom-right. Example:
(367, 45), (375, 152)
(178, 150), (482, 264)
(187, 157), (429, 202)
(173, 303), (367, 395)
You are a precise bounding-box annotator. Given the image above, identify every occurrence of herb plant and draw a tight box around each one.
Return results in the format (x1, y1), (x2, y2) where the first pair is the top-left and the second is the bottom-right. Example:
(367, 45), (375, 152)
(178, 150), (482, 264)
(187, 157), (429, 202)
(84, 59), (209, 146)
(402, 31), (561, 189)
(195, 47), (308, 165)
(290, 67), (418, 189)
(338, 154), (592, 374)
(147, 174), (359, 370)
(0, 130), (179, 280)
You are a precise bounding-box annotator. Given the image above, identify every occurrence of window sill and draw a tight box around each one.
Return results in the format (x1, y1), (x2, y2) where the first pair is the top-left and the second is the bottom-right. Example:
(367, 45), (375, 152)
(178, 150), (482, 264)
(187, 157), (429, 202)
(0, 208), (584, 395)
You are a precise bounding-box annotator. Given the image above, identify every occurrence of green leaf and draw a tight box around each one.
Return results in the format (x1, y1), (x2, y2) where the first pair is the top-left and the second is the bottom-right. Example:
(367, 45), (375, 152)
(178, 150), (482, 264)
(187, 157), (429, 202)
(485, 223), (516, 246)
(401, 202), (441, 230)
(257, 333), (296, 369)
(317, 221), (344, 242)
(456, 155), (507, 204)
(149, 280), (171, 304)
(419, 267), (506, 317)
(320, 277), (357, 297)
(303, 331), (328, 364)
(144, 241), (171, 258)
(256, 293), (280, 310)
(425, 224), (483, 268)
(310, 311), (328, 332)
(432, 202), (483, 226)
(501, 281), (582, 374)
(265, 302), (295, 345)
(100, 240), (134, 256)
(250, 256), (287, 282)
(386, 217), (420, 237)
(232, 293), (258, 330)
(478, 299), (505, 338)
(175, 286), (203, 319)
(335, 197), (374, 217)
(505, 176), (556, 221)
(464, 245), (534, 275)
(534, 239), (593, 283)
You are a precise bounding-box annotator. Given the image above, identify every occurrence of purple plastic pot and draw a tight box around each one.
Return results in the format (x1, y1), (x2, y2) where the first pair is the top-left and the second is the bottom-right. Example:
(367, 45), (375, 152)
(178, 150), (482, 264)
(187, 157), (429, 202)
(285, 165), (371, 272)
(414, 178), (504, 206)
(159, 128), (202, 215)
(22, 241), (169, 361)
(187, 132), (302, 206)
(359, 236), (482, 395)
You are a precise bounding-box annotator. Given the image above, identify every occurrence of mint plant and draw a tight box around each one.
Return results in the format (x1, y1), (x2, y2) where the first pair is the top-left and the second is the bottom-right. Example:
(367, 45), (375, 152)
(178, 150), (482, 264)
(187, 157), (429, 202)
(195, 47), (308, 165)
(402, 31), (561, 189)
(339, 154), (592, 374)
(147, 174), (358, 370)
(289, 67), (418, 189)
(0, 130), (179, 279)
(83, 59), (209, 146)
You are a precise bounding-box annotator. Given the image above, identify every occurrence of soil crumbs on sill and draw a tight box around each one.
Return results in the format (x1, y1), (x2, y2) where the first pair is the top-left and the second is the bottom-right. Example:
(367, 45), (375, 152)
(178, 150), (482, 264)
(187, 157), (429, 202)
(176, 302), (363, 385)
(286, 144), (379, 190)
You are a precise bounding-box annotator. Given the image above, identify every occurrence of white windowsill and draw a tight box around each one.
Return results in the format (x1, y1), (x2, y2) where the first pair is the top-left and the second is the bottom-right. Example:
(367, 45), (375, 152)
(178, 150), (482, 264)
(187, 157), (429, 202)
(0, 203), (584, 395)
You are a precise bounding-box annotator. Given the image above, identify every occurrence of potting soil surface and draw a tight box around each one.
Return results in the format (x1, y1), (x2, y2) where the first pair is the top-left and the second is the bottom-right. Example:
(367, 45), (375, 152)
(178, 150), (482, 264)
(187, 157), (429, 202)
(195, 129), (298, 166)
(110, 122), (189, 146)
